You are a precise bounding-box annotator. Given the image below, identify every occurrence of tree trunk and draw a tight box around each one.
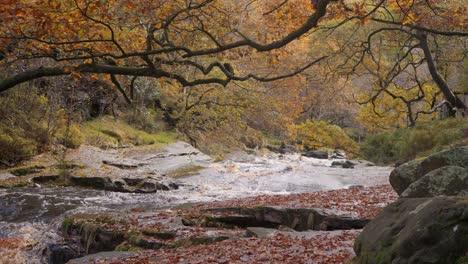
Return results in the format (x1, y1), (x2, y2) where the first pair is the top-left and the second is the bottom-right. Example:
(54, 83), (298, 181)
(418, 31), (467, 113)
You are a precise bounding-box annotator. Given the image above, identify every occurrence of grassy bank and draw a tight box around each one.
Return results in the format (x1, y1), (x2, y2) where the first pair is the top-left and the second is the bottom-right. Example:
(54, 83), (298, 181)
(81, 117), (178, 148)
(361, 118), (468, 165)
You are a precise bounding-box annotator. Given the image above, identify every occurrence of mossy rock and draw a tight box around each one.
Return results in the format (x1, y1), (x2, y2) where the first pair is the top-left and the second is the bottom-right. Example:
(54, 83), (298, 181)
(401, 166), (468, 198)
(127, 234), (171, 249)
(354, 196), (468, 264)
(62, 216), (126, 254)
(10, 165), (45, 176)
(114, 242), (143, 252)
(390, 146), (468, 195)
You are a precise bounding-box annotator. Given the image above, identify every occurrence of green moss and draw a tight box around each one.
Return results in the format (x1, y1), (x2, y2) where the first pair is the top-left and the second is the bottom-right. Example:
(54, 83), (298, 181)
(62, 217), (75, 234)
(10, 165), (45, 176)
(81, 117), (178, 148)
(79, 223), (100, 254)
(115, 242), (143, 252)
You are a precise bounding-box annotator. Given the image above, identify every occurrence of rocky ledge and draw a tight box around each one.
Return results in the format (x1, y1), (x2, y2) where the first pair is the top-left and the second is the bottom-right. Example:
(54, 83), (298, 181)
(0, 142), (211, 193)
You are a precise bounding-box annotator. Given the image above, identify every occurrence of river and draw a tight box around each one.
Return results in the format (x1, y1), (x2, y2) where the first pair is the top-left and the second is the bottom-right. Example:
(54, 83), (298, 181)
(0, 151), (391, 263)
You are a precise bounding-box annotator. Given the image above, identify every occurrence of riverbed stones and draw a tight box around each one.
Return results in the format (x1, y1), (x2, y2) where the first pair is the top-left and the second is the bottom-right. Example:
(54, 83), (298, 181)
(31, 174), (61, 184)
(389, 146), (468, 195)
(331, 160), (355, 169)
(303, 150), (329, 159)
(46, 243), (80, 264)
(401, 166), (468, 198)
(354, 196), (468, 264)
(70, 176), (114, 190)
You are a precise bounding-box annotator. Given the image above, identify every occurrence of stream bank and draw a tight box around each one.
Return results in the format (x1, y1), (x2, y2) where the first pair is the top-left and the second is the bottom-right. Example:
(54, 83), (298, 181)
(0, 142), (394, 263)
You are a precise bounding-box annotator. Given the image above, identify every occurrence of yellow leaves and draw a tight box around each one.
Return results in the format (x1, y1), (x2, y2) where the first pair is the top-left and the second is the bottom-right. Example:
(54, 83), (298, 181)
(89, 74), (100, 81)
(289, 119), (358, 153)
(402, 13), (416, 25)
(356, 84), (440, 132)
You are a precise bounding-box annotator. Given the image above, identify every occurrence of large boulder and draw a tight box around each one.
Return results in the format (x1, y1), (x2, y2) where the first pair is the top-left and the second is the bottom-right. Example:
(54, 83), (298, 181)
(390, 146), (468, 195)
(354, 196), (468, 264)
(401, 166), (468, 198)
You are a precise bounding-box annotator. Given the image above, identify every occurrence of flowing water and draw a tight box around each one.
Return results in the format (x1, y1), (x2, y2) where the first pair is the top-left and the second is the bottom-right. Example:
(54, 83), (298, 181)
(0, 152), (391, 263)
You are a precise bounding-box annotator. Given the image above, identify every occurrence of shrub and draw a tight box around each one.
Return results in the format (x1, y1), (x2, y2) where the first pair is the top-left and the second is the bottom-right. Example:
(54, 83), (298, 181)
(289, 120), (359, 155)
(361, 118), (468, 165)
(0, 86), (66, 165)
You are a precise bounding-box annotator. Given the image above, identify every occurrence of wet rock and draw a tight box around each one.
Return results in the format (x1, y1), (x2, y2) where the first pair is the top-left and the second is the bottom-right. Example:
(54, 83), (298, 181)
(245, 227), (279, 238)
(46, 243), (80, 264)
(303, 150), (328, 159)
(266, 144), (297, 154)
(111, 180), (126, 191)
(70, 176), (114, 190)
(331, 150), (347, 159)
(135, 181), (170, 193)
(168, 182), (179, 190)
(69, 175), (174, 193)
(390, 146), (468, 195)
(331, 160), (355, 169)
(63, 218), (126, 254)
(354, 196), (468, 264)
(102, 160), (139, 169)
(401, 166), (468, 198)
(122, 178), (144, 186)
(280, 144), (297, 154)
(32, 175), (61, 184)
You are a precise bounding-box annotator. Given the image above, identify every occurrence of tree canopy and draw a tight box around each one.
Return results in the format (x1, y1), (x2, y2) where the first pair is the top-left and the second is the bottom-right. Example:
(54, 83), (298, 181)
(0, 0), (466, 119)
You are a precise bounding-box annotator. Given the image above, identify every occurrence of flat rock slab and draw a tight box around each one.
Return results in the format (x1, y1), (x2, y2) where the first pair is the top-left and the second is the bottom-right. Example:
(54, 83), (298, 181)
(245, 227), (279, 238)
(201, 206), (369, 231)
(68, 251), (135, 264)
